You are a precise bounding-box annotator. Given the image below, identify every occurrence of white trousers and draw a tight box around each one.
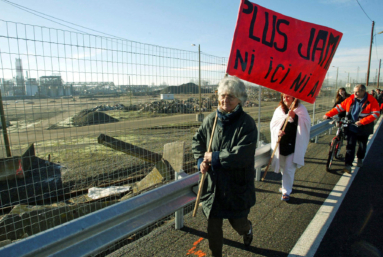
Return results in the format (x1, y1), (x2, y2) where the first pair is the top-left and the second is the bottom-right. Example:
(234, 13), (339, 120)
(279, 154), (297, 195)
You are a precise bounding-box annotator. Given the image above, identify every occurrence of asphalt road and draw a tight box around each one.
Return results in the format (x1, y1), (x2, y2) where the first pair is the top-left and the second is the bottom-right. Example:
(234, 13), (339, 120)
(107, 125), (352, 256)
(314, 120), (383, 257)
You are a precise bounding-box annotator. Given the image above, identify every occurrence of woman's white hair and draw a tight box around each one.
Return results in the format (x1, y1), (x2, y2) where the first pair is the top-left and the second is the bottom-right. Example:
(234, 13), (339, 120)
(217, 76), (247, 104)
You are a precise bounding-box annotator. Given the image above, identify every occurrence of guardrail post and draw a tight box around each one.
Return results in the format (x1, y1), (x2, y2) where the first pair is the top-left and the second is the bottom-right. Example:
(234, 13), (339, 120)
(255, 167), (261, 181)
(175, 170), (187, 230)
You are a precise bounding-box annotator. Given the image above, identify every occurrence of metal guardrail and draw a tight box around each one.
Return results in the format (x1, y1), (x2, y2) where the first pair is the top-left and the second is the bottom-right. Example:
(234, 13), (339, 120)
(0, 173), (199, 257)
(0, 120), (334, 256)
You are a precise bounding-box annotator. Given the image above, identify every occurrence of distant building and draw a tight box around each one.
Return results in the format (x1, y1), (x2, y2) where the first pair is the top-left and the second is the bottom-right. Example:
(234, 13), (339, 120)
(15, 58), (25, 95)
(0, 79), (15, 96)
(161, 94), (174, 100)
(25, 78), (39, 96)
(40, 76), (65, 97)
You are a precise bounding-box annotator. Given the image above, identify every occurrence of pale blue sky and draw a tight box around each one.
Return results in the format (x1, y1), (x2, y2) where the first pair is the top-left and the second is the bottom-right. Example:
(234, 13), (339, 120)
(1, 0), (382, 84)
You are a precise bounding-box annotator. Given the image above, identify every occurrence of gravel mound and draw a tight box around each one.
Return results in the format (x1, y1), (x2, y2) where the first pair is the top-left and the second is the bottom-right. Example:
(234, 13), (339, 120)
(73, 110), (118, 126)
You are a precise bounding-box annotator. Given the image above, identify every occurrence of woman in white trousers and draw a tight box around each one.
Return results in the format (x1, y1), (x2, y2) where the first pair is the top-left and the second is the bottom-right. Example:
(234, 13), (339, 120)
(270, 94), (311, 201)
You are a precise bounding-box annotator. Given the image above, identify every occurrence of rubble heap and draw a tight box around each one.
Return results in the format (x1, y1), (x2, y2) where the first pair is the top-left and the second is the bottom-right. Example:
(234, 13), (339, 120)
(72, 110), (119, 126)
(124, 98), (218, 114)
(91, 104), (126, 111)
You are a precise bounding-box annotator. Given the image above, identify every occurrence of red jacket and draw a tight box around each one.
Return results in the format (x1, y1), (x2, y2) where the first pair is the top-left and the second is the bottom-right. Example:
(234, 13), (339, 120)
(326, 93), (380, 135)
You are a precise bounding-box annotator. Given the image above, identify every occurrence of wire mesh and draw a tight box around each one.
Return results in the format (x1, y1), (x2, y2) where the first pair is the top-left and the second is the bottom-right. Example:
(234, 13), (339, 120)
(0, 19), (369, 252)
(0, 20), (227, 245)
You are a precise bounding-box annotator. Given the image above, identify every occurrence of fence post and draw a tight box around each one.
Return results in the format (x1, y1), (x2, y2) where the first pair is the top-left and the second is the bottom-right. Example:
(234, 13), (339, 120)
(0, 90), (12, 157)
(315, 120), (320, 143)
(257, 86), (261, 147)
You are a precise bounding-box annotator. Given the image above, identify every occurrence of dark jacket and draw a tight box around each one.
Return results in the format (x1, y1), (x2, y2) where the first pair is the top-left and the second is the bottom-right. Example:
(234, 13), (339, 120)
(377, 93), (383, 105)
(192, 106), (257, 219)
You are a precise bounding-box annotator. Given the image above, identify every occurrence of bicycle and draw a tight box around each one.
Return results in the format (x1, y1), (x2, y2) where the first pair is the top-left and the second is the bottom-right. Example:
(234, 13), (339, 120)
(326, 117), (351, 171)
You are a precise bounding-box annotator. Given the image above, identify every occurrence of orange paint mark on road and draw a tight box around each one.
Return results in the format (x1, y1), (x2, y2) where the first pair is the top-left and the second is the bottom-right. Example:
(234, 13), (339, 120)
(186, 237), (206, 256)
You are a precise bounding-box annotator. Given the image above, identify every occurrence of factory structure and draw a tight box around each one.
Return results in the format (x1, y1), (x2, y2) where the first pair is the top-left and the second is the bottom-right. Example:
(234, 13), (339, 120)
(0, 59), (123, 97)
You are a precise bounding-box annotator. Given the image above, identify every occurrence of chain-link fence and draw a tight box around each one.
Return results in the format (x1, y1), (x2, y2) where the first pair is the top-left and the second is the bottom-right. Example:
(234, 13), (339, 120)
(0, 20), (371, 250)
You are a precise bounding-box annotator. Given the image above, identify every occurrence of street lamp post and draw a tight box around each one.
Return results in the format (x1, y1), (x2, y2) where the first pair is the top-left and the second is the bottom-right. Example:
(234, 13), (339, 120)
(333, 66), (339, 90)
(192, 44), (204, 122)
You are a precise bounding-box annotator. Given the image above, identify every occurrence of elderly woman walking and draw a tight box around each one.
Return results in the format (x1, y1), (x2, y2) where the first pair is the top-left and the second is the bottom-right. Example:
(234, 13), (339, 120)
(270, 94), (311, 201)
(192, 76), (257, 256)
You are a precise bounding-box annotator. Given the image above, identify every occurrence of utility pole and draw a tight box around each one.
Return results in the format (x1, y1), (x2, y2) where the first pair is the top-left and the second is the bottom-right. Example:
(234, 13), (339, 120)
(366, 21), (374, 87)
(378, 59), (381, 89)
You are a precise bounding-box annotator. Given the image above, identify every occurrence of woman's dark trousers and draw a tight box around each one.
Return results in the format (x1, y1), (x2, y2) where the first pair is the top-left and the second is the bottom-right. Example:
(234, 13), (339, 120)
(207, 217), (251, 257)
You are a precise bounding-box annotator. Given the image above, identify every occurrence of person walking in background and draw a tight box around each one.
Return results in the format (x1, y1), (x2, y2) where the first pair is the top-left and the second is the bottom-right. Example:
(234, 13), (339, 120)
(192, 76), (257, 256)
(333, 87), (351, 118)
(376, 88), (383, 114)
(270, 94), (311, 201)
(370, 89), (377, 99)
(323, 84), (380, 173)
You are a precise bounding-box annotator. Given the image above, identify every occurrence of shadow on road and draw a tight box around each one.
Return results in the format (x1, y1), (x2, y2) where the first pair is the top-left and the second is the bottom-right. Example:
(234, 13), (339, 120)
(182, 226), (288, 257)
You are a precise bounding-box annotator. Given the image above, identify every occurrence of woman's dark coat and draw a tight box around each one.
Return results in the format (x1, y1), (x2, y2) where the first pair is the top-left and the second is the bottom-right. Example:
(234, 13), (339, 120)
(192, 107), (257, 219)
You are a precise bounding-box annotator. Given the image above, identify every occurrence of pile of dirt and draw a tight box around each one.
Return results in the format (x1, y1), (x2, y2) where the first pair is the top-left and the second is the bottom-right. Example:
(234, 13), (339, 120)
(72, 110), (119, 126)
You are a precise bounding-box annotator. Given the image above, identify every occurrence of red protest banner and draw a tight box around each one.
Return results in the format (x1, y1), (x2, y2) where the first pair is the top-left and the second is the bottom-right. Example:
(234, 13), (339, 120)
(227, 0), (343, 103)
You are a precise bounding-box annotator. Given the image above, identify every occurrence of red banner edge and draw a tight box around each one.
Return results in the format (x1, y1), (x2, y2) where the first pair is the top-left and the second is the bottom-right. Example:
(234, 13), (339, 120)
(226, 0), (244, 75)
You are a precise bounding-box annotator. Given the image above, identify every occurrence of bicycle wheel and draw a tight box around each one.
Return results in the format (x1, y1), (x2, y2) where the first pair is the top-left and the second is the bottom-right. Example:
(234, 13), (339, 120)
(326, 138), (338, 171)
(335, 140), (343, 159)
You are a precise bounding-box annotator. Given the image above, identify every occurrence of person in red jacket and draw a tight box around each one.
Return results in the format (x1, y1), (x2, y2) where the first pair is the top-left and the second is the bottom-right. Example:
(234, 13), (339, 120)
(323, 84), (380, 173)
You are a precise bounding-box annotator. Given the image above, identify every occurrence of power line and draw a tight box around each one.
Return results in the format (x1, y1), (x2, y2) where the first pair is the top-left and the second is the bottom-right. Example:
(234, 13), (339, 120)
(0, 0), (127, 40)
(0, 0), (200, 54)
(355, 0), (373, 22)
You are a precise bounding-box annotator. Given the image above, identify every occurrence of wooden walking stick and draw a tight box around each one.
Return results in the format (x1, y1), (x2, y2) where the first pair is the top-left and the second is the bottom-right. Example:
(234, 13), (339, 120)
(262, 98), (297, 181)
(193, 112), (218, 217)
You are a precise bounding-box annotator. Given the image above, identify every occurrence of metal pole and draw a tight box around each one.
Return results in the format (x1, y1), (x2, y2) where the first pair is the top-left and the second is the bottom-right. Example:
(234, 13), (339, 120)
(315, 120), (319, 143)
(174, 170), (184, 230)
(0, 89), (12, 157)
(336, 67), (338, 90)
(257, 86), (261, 147)
(366, 21), (375, 87)
(312, 101), (316, 125)
(198, 44), (201, 114)
(378, 59), (381, 89)
(129, 76), (132, 106)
